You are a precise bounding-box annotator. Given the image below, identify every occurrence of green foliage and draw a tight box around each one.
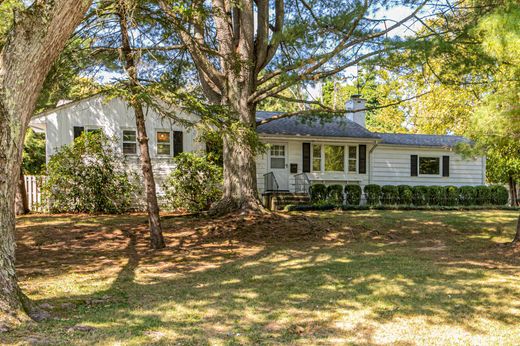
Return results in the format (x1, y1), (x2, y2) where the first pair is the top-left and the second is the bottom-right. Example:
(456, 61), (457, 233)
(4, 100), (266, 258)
(459, 186), (477, 206)
(43, 132), (137, 213)
(326, 185), (344, 204)
(22, 128), (46, 175)
(344, 185), (361, 205)
(397, 185), (413, 205)
(475, 185), (491, 205)
(309, 184), (327, 203)
(364, 184), (381, 206)
(490, 185), (509, 205)
(285, 204), (519, 212)
(445, 186), (459, 206)
(428, 186), (445, 206)
(163, 152), (223, 212)
(381, 185), (399, 205)
(412, 186), (429, 206)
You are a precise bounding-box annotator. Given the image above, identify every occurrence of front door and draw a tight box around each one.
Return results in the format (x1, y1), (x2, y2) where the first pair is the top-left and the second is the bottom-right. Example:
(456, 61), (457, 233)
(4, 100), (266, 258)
(269, 143), (289, 190)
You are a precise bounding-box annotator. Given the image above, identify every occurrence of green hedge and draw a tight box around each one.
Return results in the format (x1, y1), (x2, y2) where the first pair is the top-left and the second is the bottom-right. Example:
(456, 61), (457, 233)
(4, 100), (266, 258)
(364, 184), (381, 206)
(327, 184), (344, 204)
(345, 185), (362, 205)
(309, 184), (327, 203)
(285, 204), (520, 212)
(428, 186), (445, 206)
(490, 185), (509, 205)
(459, 186), (476, 206)
(475, 185), (491, 205)
(412, 186), (429, 206)
(445, 186), (459, 206)
(397, 185), (413, 205)
(381, 185), (399, 205)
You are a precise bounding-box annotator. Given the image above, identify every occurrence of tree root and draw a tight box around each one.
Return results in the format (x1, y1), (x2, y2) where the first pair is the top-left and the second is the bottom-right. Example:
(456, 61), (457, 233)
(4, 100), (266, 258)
(209, 195), (269, 217)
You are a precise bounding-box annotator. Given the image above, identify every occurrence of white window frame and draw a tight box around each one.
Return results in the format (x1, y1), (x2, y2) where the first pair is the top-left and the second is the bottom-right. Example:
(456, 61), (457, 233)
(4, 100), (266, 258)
(121, 128), (138, 156)
(311, 143), (347, 173)
(347, 145), (358, 174)
(268, 144), (287, 170)
(156, 129), (172, 157)
(418, 155), (442, 177)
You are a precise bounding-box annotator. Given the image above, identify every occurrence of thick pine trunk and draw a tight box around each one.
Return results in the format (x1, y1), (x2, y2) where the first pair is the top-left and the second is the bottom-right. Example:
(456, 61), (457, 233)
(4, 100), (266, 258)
(0, 0), (92, 329)
(211, 101), (266, 215)
(513, 213), (520, 245)
(117, 0), (165, 249)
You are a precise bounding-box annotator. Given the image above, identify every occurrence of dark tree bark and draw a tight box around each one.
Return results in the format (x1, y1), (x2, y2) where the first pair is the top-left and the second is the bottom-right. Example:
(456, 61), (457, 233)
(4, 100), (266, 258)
(0, 0), (92, 329)
(117, 0), (165, 249)
(15, 170), (30, 215)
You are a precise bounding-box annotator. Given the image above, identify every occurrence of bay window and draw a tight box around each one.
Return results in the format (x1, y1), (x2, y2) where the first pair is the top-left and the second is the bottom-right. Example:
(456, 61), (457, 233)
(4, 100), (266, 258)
(348, 146), (357, 173)
(324, 145), (344, 172)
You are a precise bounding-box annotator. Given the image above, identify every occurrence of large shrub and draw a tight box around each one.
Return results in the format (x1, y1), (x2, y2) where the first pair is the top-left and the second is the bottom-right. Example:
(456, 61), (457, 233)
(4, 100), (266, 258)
(459, 186), (476, 206)
(475, 185), (491, 205)
(43, 132), (137, 213)
(309, 184), (327, 203)
(381, 185), (399, 205)
(345, 185), (362, 205)
(445, 186), (459, 206)
(163, 152), (223, 212)
(490, 185), (509, 205)
(428, 186), (445, 206)
(326, 184), (344, 204)
(364, 184), (381, 205)
(397, 185), (413, 205)
(412, 186), (429, 206)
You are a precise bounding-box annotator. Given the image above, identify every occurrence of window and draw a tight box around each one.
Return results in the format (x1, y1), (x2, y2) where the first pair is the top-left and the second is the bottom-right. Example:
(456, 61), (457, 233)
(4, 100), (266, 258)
(270, 145), (285, 169)
(86, 128), (102, 135)
(312, 144), (321, 171)
(419, 157), (440, 175)
(324, 145), (344, 172)
(122, 130), (137, 155)
(348, 146), (357, 173)
(157, 131), (171, 155)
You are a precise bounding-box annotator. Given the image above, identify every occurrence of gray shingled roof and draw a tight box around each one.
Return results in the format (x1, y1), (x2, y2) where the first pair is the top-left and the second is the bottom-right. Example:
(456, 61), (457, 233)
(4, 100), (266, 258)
(376, 133), (471, 147)
(256, 111), (379, 139)
(256, 111), (471, 147)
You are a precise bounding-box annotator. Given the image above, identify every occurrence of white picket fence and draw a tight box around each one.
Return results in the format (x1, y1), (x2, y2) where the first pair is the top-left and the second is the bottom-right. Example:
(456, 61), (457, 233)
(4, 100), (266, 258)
(24, 175), (46, 212)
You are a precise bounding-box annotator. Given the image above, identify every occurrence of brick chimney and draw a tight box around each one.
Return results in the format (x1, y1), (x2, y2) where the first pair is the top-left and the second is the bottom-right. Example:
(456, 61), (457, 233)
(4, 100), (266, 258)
(346, 94), (366, 128)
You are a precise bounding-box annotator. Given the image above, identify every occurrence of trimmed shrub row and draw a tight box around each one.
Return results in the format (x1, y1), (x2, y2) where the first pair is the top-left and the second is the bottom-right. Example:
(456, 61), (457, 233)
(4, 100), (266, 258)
(308, 183), (509, 206)
(285, 204), (519, 212)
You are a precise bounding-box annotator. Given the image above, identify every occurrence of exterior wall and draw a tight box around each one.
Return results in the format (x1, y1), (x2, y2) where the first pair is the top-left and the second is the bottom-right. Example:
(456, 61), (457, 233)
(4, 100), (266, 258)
(256, 137), (373, 194)
(35, 95), (204, 197)
(370, 145), (485, 186)
(257, 139), (486, 195)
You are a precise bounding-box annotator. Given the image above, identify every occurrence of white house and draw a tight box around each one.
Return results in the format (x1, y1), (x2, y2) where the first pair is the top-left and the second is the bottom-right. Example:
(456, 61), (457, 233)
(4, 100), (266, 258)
(30, 94), (486, 204)
(30, 94), (204, 197)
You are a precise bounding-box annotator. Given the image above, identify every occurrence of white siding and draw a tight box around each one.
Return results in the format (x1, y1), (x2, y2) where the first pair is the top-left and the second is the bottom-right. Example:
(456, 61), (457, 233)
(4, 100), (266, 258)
(34, 95), (204, 198)
(370, 145), (485, 186)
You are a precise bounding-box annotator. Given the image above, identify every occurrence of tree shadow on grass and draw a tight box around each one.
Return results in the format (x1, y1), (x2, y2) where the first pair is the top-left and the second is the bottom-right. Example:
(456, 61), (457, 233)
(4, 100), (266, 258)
(5, 211), (520, 345)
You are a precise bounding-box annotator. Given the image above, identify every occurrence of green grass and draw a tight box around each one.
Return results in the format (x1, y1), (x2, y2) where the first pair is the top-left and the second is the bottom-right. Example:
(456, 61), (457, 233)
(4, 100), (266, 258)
(2, 210), (520, 345)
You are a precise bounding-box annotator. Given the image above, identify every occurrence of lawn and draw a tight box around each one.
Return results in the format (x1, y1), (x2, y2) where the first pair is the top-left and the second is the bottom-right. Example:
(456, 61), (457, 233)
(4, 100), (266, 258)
(2, 210), (520, 345)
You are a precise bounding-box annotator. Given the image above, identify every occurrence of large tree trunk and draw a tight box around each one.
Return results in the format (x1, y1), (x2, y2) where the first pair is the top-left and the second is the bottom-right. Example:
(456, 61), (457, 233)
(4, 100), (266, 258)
(117, 0), (165, 249)
(0, 0), (92, 329)
(509, 176), (518, 206)
(211, 99), (266, 215)
(15, 170), (30, 215)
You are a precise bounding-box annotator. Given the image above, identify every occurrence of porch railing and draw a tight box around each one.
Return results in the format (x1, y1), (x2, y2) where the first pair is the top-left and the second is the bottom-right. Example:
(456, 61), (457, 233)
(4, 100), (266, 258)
(263, 172), (279, 192)
(294, 172), (311, 194)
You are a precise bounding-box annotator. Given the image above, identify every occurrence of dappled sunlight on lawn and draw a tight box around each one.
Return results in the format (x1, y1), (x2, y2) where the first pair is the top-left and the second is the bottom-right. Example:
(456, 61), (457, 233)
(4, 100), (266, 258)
(2, 210), (519, 345)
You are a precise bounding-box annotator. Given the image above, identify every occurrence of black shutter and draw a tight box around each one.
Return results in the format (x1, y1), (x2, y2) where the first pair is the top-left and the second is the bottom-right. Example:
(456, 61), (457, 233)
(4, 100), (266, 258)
(358, 145), (367, 174)
(173, 131), (183, 157)
(411, 155), (418, 176)
(73, 126), (84, 140)
(302, 143), (311, 173)
(442, 155), (450, 177)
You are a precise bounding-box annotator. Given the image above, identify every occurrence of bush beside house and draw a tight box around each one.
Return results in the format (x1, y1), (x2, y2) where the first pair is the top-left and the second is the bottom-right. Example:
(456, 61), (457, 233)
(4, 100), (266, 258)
(43, 132), (138, 213)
